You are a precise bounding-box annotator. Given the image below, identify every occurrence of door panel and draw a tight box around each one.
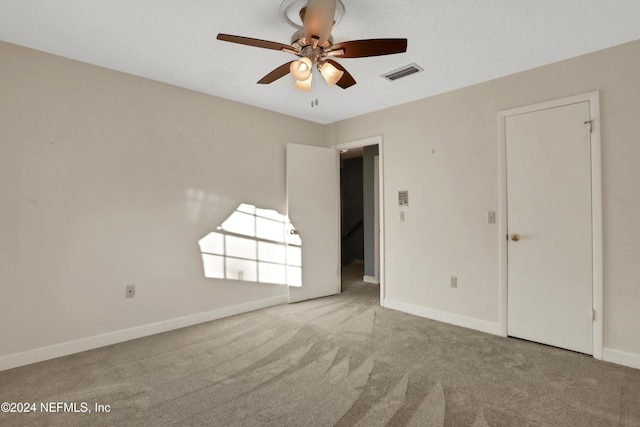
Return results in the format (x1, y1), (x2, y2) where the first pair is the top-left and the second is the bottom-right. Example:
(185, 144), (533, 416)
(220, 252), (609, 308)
(506, 101), (593, 354)
(287, 143), (340, 303)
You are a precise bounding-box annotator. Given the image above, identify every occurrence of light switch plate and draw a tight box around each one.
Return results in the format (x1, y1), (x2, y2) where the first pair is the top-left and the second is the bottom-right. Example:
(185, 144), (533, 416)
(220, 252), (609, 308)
(487, 211), (496, 224)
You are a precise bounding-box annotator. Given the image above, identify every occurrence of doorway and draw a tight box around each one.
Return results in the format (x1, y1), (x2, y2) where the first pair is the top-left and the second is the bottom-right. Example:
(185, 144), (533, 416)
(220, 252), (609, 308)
(340, 147), (364, 274)
(498, 92), (603, 358)
(336, 136), (384, 305)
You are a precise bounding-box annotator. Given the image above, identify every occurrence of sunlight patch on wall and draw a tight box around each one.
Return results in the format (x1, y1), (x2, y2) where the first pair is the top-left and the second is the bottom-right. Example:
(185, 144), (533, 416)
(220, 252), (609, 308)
(186, 189), (224, 223)
(198, 204), (302, 286)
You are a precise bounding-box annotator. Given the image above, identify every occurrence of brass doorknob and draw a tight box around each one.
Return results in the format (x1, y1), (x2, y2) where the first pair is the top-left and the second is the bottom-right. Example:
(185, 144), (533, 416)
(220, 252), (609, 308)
(511, 234), (520, 241)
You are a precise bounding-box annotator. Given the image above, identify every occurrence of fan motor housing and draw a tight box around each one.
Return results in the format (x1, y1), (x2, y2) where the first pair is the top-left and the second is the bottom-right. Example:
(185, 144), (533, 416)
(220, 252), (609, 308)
(291, 29), (332, 48)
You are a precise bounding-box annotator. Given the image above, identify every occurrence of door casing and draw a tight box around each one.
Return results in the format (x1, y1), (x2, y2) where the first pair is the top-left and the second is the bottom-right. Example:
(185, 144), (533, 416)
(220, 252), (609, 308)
(497, 92), (603, 359)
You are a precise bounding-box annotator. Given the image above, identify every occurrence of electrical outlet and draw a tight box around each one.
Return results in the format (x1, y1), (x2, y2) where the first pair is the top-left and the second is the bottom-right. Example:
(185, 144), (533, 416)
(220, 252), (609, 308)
(450, 276), (457, 288)
(125, 284), (136, 298)
(400, 211), (405, 222)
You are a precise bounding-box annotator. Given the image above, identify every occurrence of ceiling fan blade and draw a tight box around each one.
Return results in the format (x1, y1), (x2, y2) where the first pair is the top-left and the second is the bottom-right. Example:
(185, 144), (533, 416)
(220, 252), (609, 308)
(325, 59), (356, 89)
(217, 33), (293, 52)
(257, 62), (294, 84)
(302, 0), (336, 46)
(328, 39), (408, 58)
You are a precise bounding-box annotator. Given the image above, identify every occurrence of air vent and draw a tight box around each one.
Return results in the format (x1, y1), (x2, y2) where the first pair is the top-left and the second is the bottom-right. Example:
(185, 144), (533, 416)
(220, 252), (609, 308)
(382, 63), (424, 82)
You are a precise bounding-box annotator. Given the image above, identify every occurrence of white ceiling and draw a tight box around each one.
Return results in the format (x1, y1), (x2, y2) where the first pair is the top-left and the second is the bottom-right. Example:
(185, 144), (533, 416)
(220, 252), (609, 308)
(2, 1), (640, 124)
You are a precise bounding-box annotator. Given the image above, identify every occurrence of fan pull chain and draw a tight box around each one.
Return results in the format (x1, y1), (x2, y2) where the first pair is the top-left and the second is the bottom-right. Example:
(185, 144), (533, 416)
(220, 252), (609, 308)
(311, 67), (319, 108)
(314, 66), (319, 106)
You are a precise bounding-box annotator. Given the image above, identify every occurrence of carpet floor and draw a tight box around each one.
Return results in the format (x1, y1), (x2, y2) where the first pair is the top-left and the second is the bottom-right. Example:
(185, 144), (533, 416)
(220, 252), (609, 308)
(1, 263), (639, 426)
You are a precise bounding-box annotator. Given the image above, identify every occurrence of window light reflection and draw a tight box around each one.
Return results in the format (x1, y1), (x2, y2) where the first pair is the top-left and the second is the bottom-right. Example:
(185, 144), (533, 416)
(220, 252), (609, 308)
(198, 204), (302, 286)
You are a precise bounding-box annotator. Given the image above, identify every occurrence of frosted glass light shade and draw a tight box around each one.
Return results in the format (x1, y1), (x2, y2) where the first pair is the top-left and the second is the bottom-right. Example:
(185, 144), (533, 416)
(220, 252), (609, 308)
(320, 62), (344, 87)
(293, 74), (312, 92)
(290, 57), (313, 81)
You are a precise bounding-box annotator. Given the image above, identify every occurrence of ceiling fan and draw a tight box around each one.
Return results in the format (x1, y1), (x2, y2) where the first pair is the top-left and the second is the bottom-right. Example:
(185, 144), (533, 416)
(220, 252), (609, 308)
(216, 0), (408, 92)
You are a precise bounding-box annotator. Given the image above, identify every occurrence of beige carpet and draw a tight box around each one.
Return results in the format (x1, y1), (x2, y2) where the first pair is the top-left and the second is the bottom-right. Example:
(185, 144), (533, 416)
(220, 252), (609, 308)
(1, 263), (639, 426)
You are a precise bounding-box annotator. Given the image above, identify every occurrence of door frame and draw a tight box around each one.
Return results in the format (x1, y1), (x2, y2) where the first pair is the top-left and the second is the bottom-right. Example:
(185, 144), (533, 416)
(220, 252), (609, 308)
(497, 91), (603, 359)
(335, 135), (385, 306)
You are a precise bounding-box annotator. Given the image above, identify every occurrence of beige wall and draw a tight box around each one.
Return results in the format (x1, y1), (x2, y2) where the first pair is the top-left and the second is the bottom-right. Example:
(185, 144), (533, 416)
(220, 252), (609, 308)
(0, 41), (327, 364)
(2, 38), (639, 370)
(333, 40), (640, 361)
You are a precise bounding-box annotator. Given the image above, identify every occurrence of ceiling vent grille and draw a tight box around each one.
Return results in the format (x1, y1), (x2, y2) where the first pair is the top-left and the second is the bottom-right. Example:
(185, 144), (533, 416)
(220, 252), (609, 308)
(382, 63), (424, 82)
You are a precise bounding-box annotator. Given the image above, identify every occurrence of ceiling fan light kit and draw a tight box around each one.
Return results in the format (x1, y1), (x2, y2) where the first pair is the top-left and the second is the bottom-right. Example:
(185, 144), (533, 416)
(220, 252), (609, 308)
(290, 56), (313, 81)
(320, 62), (344, 87)
(293, 74), (313, 92)
(217, 0), (408, 96)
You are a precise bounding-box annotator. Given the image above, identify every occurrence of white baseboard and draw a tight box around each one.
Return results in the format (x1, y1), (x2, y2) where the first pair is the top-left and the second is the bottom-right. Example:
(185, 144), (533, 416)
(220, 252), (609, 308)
(363, 275), (378, 284)
(0, 294), (288, 372)
(603, 347), (640, 370)
(384, 298), (501, 336)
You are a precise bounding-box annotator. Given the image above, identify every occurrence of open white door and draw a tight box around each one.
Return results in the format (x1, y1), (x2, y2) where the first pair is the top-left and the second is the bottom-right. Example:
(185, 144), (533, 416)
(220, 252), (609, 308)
(287, 143), (340, 303)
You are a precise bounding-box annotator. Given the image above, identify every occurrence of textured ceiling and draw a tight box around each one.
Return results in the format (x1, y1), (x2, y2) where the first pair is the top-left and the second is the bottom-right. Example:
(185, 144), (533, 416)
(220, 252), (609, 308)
(2, 0), (640, 124)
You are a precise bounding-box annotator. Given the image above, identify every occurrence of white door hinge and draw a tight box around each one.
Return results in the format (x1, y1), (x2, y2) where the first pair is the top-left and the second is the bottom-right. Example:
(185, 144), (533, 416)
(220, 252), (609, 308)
(592, 309), (596, 321)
